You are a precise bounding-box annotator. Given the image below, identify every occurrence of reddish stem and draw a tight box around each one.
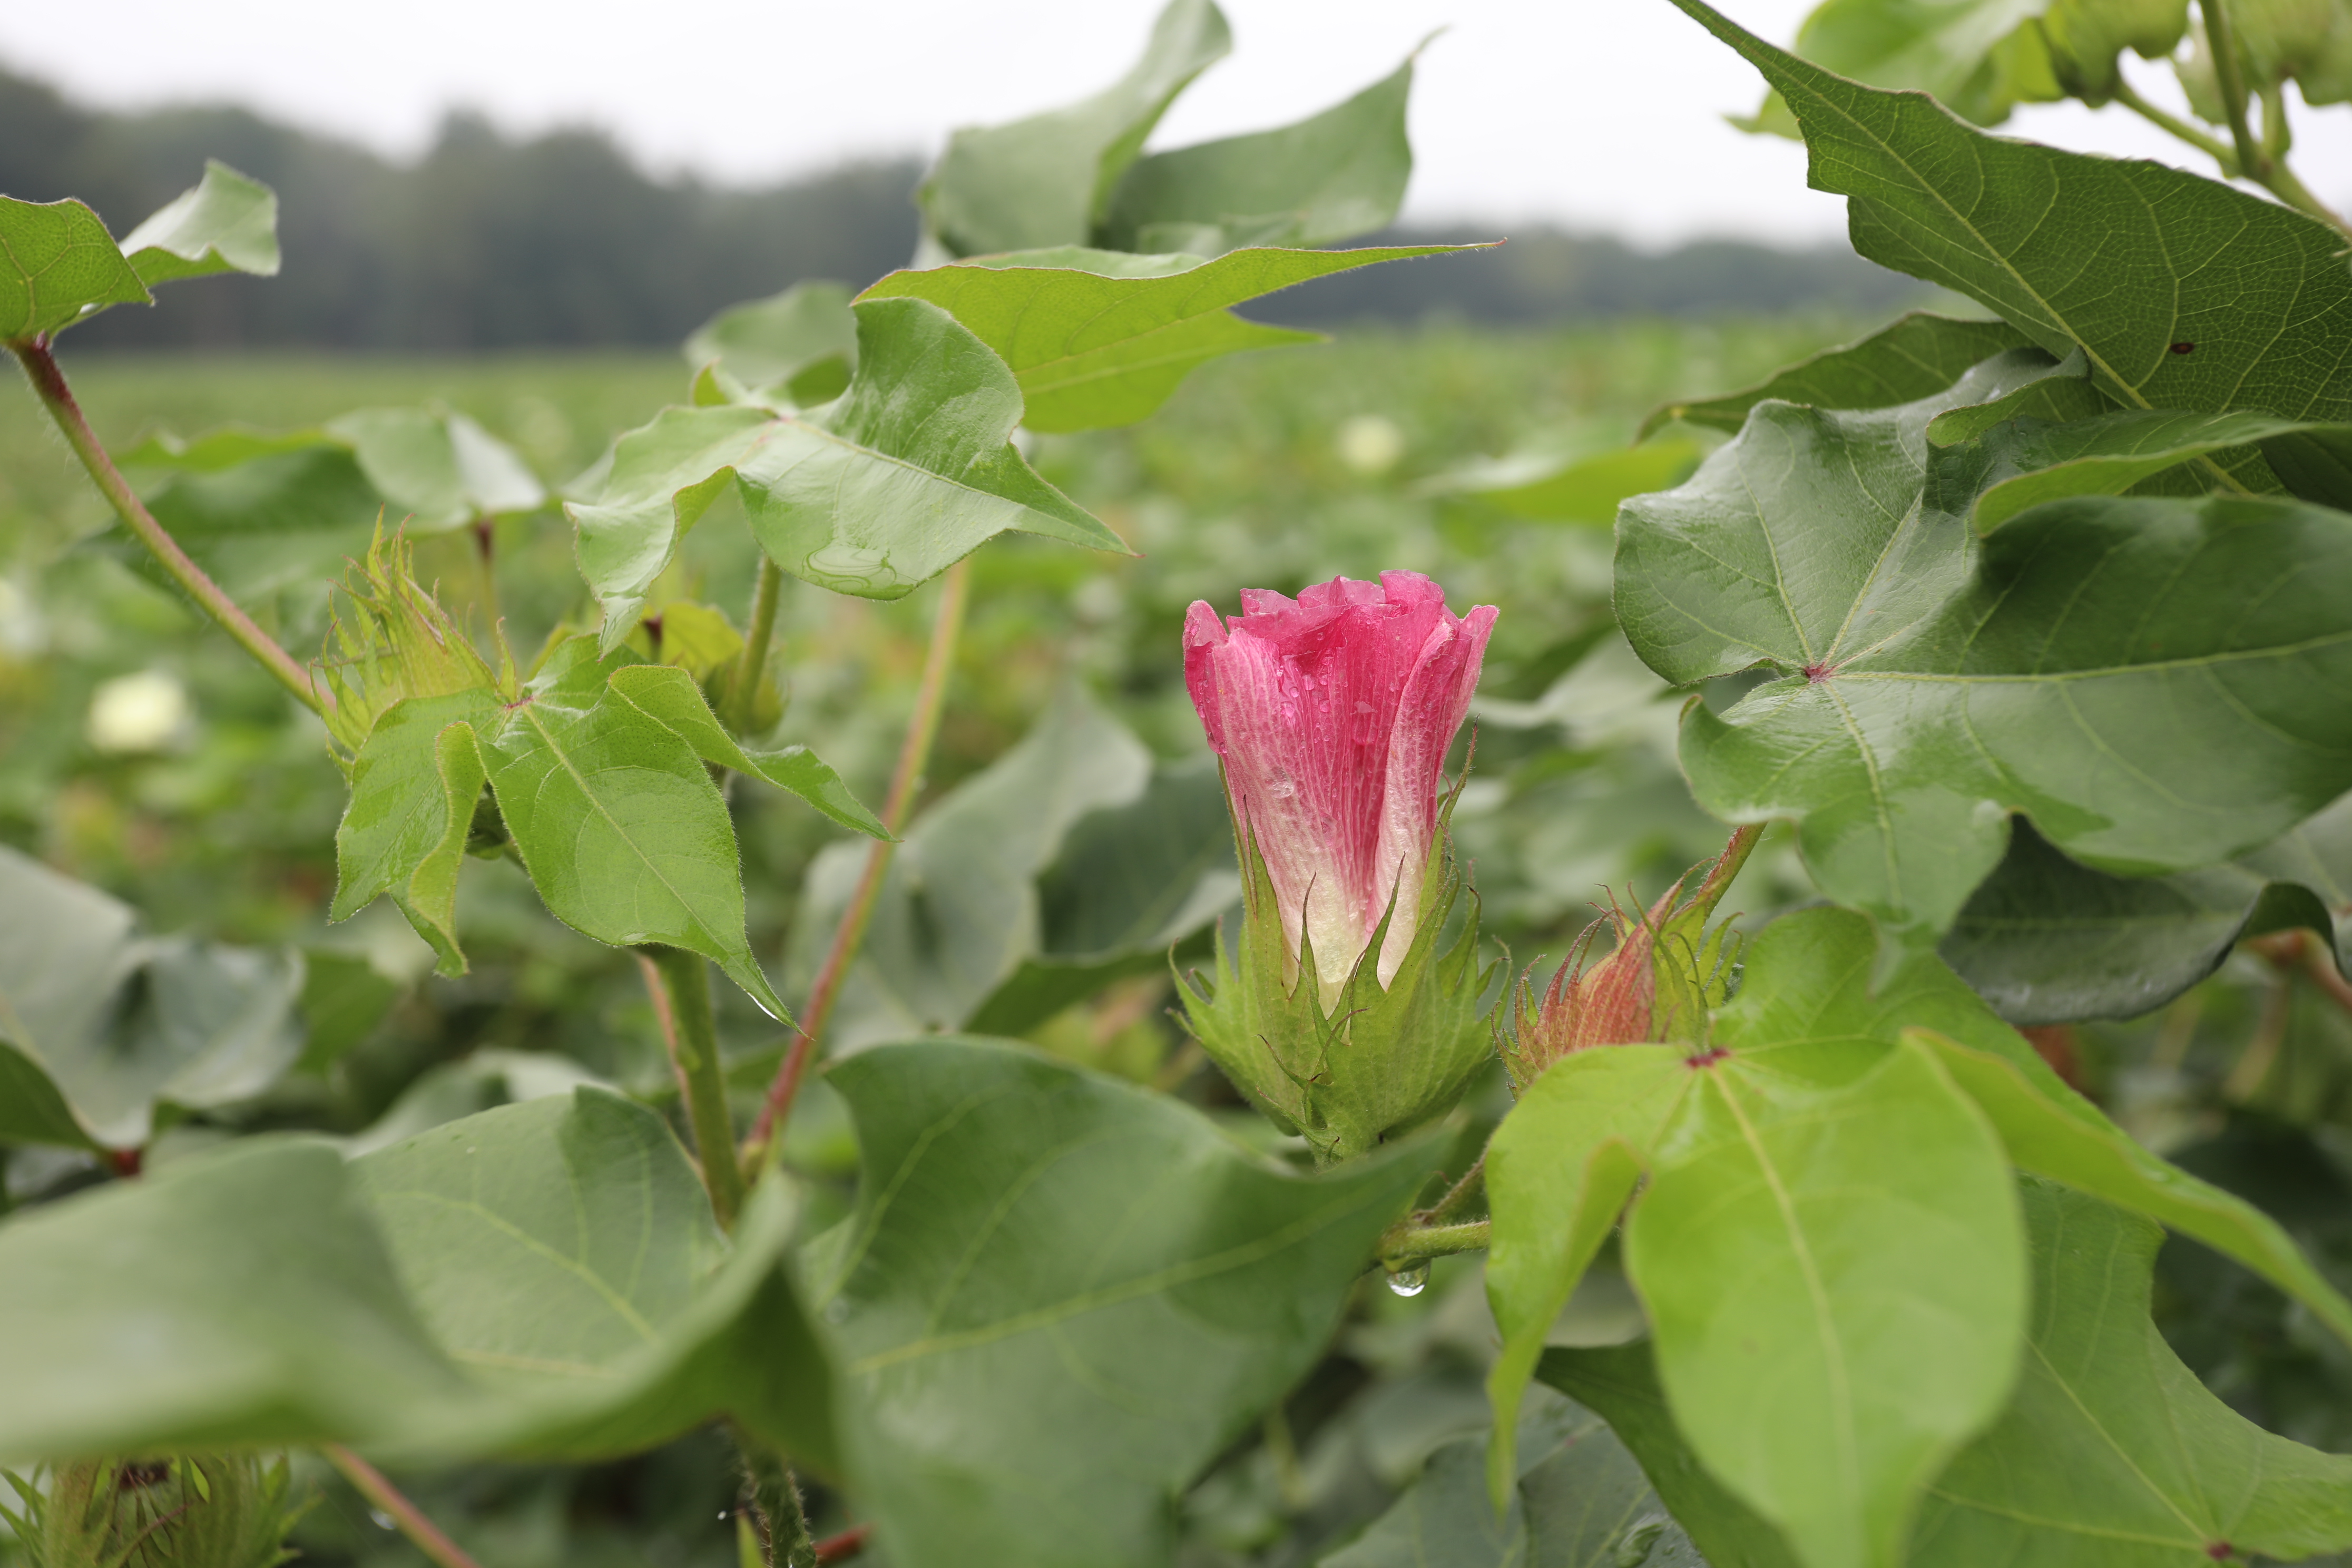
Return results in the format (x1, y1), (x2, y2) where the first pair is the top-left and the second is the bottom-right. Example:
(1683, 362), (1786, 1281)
(814, 1524), (871, 1564)
(743, 561), (970, 1162)
(321, 1446), (484, 1568)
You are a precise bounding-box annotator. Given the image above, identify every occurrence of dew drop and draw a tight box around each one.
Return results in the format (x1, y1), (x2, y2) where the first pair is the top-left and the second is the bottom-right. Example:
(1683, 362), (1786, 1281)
(368, 1511), (395, 1531)
(1268, 775), (1298, 799)
(1385, 1262), (1430, 1297)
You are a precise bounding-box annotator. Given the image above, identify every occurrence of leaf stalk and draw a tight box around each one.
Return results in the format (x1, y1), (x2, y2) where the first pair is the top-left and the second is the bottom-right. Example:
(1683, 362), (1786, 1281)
(321, 1446), (484, 1568)
(743, 558), (972, 1165)
(723, 556), (785, 735)
(7, 337), (326, 715)
(638, 946), (747, 1229)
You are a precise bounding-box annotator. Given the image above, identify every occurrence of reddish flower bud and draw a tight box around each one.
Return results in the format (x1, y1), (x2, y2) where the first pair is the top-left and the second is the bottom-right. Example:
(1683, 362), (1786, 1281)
(1184, 571), (1496, 1001)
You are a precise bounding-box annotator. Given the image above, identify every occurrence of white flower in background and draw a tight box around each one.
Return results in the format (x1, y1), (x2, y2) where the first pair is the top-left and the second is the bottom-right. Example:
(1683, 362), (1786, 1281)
(1335, 414), (1406, 476)
(87, 670), (191, 754)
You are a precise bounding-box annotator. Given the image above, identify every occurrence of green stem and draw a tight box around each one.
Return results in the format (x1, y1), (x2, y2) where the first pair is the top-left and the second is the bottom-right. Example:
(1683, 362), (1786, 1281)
(724, 556), (785, 735)
(742, 559), (972, 1165)
(2261, 82), (2294, 162)
(2204, 0), (2267, 183)
(732, 1426), (819, 1568)
(1417, 1154), (1486, 1227)
(638, 946), (746, 1230)
(1377, 1218), (1492, 1266)
(468, 514), (502, 636)
(2111, 78), (2241, 174)
(321, 1447), (485, 1568)
(7, 337), (325, 716)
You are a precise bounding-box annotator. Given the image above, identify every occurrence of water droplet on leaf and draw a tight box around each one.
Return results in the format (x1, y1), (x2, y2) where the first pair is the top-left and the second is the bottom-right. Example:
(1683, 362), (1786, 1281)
(1385, 1262), (1429, 1297)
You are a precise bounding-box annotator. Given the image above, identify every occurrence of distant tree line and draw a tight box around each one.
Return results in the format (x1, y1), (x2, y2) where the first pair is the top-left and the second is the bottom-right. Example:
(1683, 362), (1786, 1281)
(0, 63), (1921, 350)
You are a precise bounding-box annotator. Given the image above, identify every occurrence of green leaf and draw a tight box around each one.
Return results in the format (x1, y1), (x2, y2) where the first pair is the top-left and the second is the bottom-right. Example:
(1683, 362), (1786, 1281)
(1915, 1179), (2352, 1564)
(569, 298), (1126, 641)
(0, 1091), (831, 1468)
(683, 280), (858, 406)
(606, 664), (888, 839)
(1669, 0), (2352, 493)
(1097, 50), (1418, 255)
(1640, 312), (2031, 439)
(293, 949), (405, 1074)
(474, 641), (787, 1017)
(813, 1036), (1429, 1568)
(1941, 808), (2352, 1024)
(1326, 1395), (1710, 1568)
(1908, 1025), (2352, 1351)
(0, 197), (148, 340)
(347, 1089), (829, 1465)
(1747, 0), (2057, 130)
(332, 637), (815, 1014)
(1538, 1344), (1802, 1568)
(967, 752), (1239, 1036)
(1619, 353), (2352, 948)
(1483, 1048), (1687, 1499)
(791, 688), (1162, 1046)
(116, 160), (281, 286)
(861, 244), (1473, 434)
(325, 405), (547, 530)
(1625, 1041), (2025, 1568)
(1437, 442), (1702, 525)
(916, 0), (1231, 258)
(1940, 408), (2352, 533)
(0, 846), (306, 1150)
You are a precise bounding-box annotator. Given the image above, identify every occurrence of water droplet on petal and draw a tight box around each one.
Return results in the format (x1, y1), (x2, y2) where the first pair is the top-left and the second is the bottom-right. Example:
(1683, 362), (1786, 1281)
(1385, 1262), (1429, 1297)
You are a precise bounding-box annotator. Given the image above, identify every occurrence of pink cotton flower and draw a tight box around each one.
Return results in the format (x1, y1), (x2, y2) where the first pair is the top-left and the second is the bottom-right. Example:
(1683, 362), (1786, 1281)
(1185, 571), (1497, 1000)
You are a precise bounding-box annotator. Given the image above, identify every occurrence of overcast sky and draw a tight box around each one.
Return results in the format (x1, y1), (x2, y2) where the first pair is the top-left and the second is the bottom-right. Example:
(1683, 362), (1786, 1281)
(6, 0), (2349, 245)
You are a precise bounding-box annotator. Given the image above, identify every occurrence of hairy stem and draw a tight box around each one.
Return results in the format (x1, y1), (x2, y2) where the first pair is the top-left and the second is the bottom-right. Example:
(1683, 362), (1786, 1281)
(322, 1446), (484, 1568)
(724, 556), (785, 735)
(1416, 1154), (1487, 1228)
(733, 1426), (818, 1568)
(8, 337), (325, 714)
(1377, 1217), (1492, 1266)
(743, 559), (971, 1164)
(639, 946), (746, 1230)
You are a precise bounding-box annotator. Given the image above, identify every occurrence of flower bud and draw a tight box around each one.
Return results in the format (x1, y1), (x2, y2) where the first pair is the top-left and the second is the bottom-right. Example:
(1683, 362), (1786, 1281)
(1175, 572), (1502, 1163)
(1502, 826), (1759, 1092)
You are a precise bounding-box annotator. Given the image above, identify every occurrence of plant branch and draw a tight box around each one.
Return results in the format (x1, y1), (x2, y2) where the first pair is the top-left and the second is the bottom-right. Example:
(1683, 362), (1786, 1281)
(639, 946), (746, 1229)
(2111, 78), (2240, 173)
(8, 337), (326, 715)
(1416, 1154), (1486, 1228)
(321, 1446), (484, 1568)
(1377, 1217), (1491, 1266)
(743, 559), (972, 1164)
(724, 556), (785, 735)
(814, 1525), (871, 1564)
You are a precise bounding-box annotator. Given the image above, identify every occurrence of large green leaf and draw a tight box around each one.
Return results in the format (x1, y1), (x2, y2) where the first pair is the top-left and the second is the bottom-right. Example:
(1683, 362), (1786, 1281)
(1324, 1394), (1710, 1568)
(1626, 1042), (2024, 1568)
(1669, 0), (2352, 498)
(1915, 1180), (2352, 1564)
(860, 244), (1471, 433)
(1742, 0), (2055, 132)
(115, 160), (281, 287)
(1097, 50), (1417, 255)
(1640, 312), (2031, 439)
(0, 847), (306, 1150)
(0, 198), (149, 339)
(1619, 354), (2352, 950)
(812, 1036), (1429, 1568)
(334, 635), (878, 1011)
(1909, 1026), (2352, 1350)
(569, 297), (1126, 640)
(324, 405), (547, 528)
(1496, 907), (2051, 1561)
(1539, 1345), (1801, 1568)
(0, 1091), (829, 1467)
(1942, 805), (2352, 1024)
(917, 0), (1231, 258)
(1432, 442), (1702, 526)
(794, 690), (1230, 1048)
